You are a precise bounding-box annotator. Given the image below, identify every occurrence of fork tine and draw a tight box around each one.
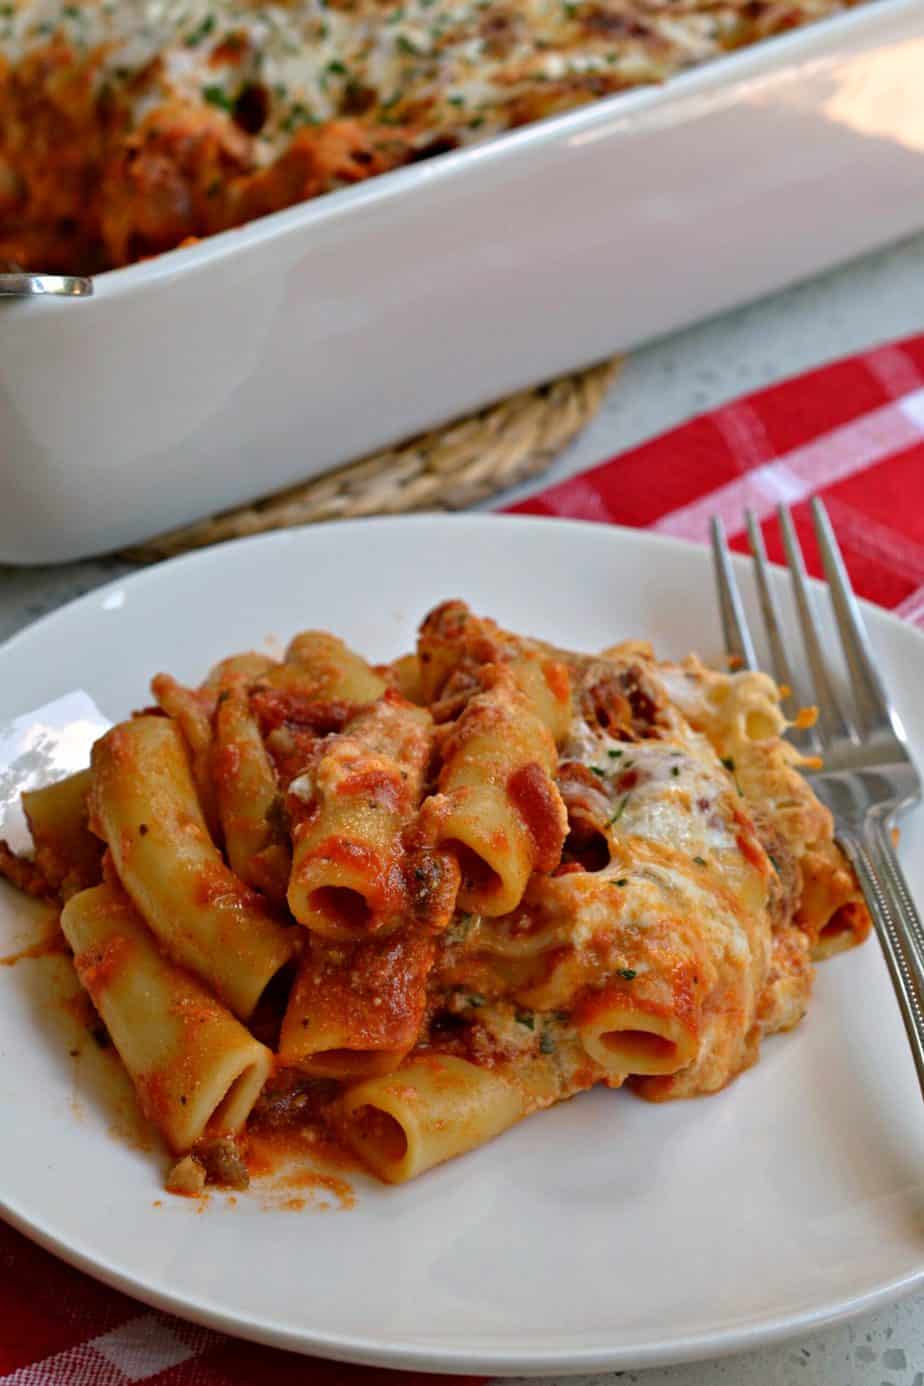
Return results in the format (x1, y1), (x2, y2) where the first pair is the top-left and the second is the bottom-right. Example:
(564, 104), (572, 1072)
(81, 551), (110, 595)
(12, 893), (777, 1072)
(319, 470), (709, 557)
(745, 510), (822, 755)
(745, 510), (797, 692)
(777, 505), (856, 744)
(710, 516), (758, 672)
(810, 498), (903, 740)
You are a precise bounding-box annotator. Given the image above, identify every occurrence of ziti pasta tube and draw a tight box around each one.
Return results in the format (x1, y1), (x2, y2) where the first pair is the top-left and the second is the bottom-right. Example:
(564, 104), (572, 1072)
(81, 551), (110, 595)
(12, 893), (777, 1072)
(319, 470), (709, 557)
(287, 692), (435, 939)
(89, 715), (293, 1019)
(62, 883), (272, 1153)
(418, 663), (567, 916)
(278, 927), (435, 1078)
(22, 768), (103, 899)
(282, 630), (386, 703)
(338, 1054), (528, 1183)
(150, 672), (221, 841)
(213, 685), (290, 903)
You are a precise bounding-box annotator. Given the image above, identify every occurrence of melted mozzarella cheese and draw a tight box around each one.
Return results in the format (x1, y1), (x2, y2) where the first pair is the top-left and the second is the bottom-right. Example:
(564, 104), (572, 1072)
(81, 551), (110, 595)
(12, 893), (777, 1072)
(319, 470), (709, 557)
(562, 717), (738, 856)
(559, 693), (763, 972)
(0, 0), (859, 161)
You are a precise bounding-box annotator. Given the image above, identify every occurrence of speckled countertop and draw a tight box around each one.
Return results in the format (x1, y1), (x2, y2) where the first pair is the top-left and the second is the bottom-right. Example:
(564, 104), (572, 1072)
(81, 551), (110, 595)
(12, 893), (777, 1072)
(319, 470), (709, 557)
(2, 232), (924, 1380)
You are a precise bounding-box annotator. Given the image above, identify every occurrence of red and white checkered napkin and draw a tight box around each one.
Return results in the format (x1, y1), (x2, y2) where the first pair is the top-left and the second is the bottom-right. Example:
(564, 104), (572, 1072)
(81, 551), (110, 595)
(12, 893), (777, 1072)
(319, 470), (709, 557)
(508, 333), (924, 625)
(4, 332), (924, 1385)
(0, 1224), (488, 1384)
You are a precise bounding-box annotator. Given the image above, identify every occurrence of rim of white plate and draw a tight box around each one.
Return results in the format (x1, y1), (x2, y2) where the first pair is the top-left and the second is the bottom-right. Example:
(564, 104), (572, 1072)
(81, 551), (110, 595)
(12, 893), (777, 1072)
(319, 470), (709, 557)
(2, 514), (923, 1374)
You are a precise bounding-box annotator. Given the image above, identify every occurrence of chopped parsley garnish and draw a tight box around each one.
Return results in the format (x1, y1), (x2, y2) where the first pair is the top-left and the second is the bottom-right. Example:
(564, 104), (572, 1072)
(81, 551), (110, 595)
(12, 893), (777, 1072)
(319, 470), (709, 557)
(62, 4), (82, 18)
(607, 748), (623, 758)
(768, 852), (781, 873)
(617, 968), (637, 981)
(515, 1010), (535, 1030)
(539, 1030), (556, 1054)
(395, 34), (418, 54)
(693, 855), (707, 867)
(185, 13), (215, 46)
(468, 114), (485, 129)
(445, 913), (477, 945)
(670, 765), (680, 777)
(465, 992), (486, 1007)
(386, 5), (405, 21)
(563, 0), (578, 16)
(614, 877), (628, 887)
(282, 103), (317, 131)
(609, 793), (630, 825)
(202, 84), (233, 111)
(590, 765), (606, 777)
(721, 755), (744, 795)
(326, 58), (348, 75)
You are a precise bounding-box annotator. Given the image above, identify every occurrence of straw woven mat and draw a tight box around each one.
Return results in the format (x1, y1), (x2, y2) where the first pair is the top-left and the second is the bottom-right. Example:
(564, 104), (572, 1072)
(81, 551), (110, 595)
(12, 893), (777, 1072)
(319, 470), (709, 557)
(125, 357), (620, 561)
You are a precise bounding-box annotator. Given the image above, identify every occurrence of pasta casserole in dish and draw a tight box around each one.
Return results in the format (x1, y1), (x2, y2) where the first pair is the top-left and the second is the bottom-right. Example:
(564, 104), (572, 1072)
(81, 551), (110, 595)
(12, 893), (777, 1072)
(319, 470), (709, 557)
(0, 0), (873, 272)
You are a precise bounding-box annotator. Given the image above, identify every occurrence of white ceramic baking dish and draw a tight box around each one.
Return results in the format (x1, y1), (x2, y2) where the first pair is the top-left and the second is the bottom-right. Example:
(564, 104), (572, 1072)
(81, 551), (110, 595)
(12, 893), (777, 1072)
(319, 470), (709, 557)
(1, 0), (922, 564)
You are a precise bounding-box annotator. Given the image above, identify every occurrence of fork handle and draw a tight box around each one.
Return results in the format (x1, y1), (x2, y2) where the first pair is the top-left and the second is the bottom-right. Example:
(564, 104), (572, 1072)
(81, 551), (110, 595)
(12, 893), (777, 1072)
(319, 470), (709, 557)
(867, 814), (924, 965)
(838, 823), (924, 1102)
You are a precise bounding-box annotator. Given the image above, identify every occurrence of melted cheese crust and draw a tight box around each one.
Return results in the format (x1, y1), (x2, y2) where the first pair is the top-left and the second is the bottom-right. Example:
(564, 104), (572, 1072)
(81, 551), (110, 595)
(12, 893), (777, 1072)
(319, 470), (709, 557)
(0, 0), (866, 270)
(659, 655), (871, 958)
(427, 637), (835, 1110)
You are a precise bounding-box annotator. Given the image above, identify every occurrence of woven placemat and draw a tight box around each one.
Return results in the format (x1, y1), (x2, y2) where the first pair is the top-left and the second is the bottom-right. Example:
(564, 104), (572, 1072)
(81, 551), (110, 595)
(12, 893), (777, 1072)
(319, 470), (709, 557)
(125, 357), (620, 561)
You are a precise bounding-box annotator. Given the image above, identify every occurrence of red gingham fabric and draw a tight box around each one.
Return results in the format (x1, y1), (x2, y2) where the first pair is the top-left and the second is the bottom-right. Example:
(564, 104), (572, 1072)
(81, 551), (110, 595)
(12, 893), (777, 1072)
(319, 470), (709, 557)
(508, 334), (924, 625)
(4, 333), (924, 1384)
(0, 1223), (486, 1385)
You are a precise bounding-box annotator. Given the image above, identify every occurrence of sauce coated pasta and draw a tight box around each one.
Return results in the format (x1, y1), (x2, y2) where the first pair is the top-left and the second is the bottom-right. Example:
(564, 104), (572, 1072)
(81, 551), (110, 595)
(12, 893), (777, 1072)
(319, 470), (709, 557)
(0, 602), (870, 1189)
(0, 0), (869, 272)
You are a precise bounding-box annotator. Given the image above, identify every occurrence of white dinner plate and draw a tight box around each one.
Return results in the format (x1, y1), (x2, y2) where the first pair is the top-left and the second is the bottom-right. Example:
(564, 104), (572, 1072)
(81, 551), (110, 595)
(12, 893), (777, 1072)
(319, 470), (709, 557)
(2, 516), (923, 1375)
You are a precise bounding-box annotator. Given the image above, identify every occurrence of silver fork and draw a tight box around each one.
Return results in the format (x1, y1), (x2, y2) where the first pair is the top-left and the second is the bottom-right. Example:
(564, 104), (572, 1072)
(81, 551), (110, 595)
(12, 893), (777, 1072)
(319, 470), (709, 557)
(711, 498), (924, 1097)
